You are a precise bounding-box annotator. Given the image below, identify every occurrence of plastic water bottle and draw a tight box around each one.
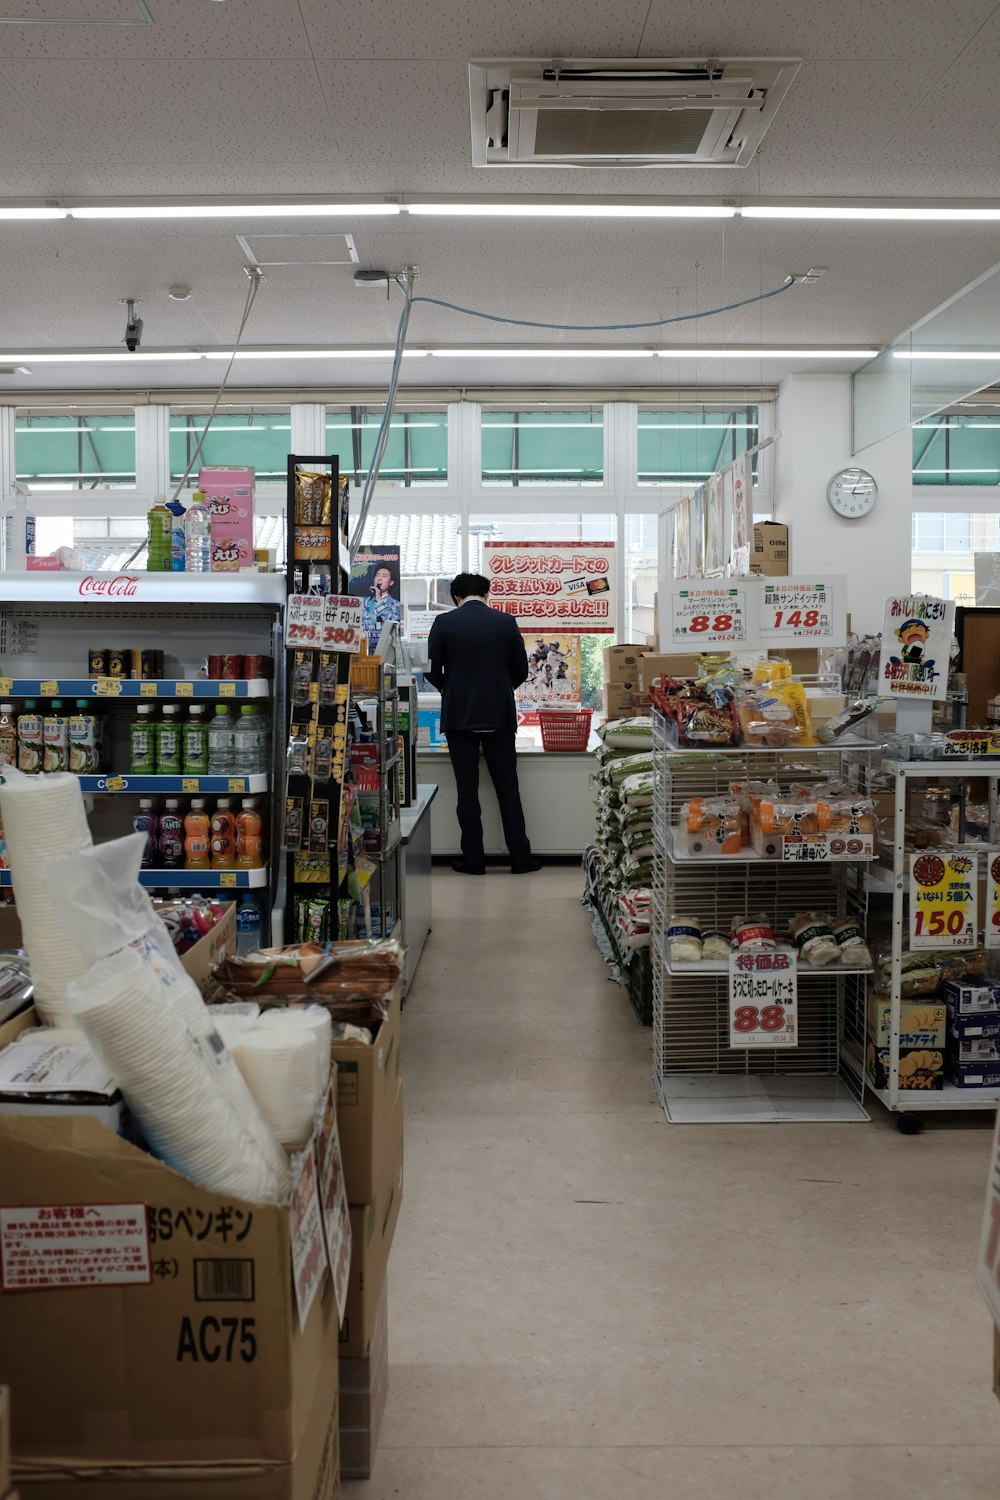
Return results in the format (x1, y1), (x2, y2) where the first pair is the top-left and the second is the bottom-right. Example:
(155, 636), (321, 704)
(207, 703), (234, 774)
(184, 493), (211, 573)
(236, 894), (263, 956)
(233, 704), (259, 776)
(166, 498), (186, 572)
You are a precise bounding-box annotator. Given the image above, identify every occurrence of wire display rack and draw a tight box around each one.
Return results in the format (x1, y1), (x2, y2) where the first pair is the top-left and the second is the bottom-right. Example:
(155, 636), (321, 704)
(651, 711), (874, 1123)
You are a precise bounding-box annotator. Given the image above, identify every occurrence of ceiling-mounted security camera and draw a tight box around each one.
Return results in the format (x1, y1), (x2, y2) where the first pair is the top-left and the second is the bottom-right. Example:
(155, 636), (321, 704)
(120, 297), (144, 352)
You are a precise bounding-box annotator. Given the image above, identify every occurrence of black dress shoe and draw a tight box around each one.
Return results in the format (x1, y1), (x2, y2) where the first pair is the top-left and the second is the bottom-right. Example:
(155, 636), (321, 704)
(451, 860), (486, 875)
(511, 857), (544, 874)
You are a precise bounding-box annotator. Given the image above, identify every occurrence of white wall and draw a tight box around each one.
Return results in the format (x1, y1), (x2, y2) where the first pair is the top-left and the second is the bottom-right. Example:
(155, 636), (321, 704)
(774, 373), (912, 632)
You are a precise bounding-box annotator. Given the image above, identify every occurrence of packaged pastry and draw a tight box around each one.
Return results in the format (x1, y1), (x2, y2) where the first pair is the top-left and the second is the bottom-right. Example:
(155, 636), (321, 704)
(830, 916), (872, 967)
(789, 913), (840, 967)
(666, 916), (702, 964)
(731, 913), (775, 951)
(702, 930), (731, 961)
(685, 797), (743, 855)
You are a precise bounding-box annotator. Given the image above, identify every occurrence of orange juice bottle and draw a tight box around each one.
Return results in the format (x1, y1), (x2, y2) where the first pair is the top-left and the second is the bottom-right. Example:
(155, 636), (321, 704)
(210, 797), (236, 868)
(184, 798), (211, 870)
(235, 797), (264, 869)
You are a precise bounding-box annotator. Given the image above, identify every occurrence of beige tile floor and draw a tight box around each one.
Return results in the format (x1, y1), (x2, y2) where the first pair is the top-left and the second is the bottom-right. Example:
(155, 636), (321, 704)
(343, 867), (1000, 1500)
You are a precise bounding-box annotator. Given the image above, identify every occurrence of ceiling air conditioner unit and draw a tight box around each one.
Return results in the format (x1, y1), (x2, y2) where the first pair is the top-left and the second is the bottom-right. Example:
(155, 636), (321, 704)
(470, 58), (800, 168)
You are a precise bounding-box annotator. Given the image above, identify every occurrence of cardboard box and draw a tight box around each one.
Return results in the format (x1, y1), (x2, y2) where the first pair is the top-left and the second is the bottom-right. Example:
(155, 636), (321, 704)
(199, 466), (255, 573)
(865, 1040), (944, 1091)
(750, 522), (789, 577)
(332, 988), (401, 1206)
(341, 1081), (404, 1357)
(339, 1279), (388, 1480)
(639, 653), (700, 691)
(866, 997), (947, 1049)
(0, 1387), (9, 1500)
(0, 1111), (342, 1500)
(602, 645), (645, 684)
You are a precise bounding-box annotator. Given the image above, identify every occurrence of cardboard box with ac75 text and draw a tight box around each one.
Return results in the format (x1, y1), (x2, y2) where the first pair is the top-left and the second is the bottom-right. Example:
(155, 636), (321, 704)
(0, 1091), (343, 1500)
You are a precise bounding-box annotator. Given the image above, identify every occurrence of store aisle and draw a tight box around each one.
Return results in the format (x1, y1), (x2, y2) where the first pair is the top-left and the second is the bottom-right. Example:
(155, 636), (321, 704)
(344, 868), (1000, 1500)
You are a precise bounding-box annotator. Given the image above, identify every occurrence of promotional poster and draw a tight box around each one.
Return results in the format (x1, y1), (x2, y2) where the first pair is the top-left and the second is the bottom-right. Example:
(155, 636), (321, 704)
(349, 545), (403, 652)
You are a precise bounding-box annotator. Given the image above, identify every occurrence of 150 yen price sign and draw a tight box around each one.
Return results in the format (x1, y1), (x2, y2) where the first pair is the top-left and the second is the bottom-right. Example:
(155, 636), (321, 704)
(729, 950), (798, 1048)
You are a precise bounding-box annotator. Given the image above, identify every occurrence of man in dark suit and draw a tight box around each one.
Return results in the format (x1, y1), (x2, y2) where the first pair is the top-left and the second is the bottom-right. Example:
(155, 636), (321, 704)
(426, 573), (542, 876)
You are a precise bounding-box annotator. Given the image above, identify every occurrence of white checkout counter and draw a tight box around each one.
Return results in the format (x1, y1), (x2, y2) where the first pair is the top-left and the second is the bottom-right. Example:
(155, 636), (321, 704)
(415, 749), (594, 857)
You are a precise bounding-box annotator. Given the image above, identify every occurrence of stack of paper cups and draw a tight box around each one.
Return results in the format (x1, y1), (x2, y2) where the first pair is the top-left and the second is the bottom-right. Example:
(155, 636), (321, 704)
(0, 770), (93, 1027)
(67, 946), (288, 1204)
(259, 1006), (332, 1095)
(234, 1026), (323, 1151)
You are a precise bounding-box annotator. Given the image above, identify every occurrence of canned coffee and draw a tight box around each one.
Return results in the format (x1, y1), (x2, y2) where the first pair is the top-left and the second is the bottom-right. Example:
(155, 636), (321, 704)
(107, 649), (130, 679)
(88, 648), (109, 678)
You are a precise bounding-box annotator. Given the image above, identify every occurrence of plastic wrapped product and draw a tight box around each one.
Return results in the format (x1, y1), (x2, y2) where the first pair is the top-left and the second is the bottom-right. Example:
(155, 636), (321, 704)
(666, 916), (702, 964)
(702, 930), (731, 961)
(789, 913), (841, 967)
(830, 917), (873, 968)
(731, 914), (776, 951)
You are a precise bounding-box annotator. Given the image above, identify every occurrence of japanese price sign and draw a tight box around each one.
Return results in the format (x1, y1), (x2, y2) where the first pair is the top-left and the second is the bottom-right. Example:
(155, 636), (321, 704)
(879, 593), (955, 702)
(285, 594), (325, 650)
(759, 575), (846, 647)
(323, 595), (363, 654)
(728, 950), (798, 1048)
(668, 582), (756, 649)
(985, 852), (1000, 950)
(909, 850), (978, 948)
(482, 539), (615, 633)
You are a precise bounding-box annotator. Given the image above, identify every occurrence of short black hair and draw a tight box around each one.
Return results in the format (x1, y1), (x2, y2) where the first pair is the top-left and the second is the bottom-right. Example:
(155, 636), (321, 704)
(450, 572), (490, 602)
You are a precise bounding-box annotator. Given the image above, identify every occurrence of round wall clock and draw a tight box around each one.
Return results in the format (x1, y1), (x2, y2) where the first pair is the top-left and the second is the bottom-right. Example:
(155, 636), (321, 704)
(827, 467), (877, 519)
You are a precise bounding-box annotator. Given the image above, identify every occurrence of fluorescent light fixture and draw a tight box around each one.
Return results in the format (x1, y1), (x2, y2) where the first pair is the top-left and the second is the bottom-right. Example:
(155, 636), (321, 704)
(0, 206), (67, 220)
(407, 202), (735, 219)
(745, 205), (1000, 221)
(70, 202), (400, 219)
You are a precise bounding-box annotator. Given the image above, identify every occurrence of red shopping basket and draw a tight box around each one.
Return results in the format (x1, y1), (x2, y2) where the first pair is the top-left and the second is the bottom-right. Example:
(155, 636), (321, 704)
(538, 708), (593, 752)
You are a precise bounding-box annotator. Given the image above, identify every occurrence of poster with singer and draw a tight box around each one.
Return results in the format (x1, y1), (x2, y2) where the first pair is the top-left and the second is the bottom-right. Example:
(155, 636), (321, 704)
(482, 539), (615, 633)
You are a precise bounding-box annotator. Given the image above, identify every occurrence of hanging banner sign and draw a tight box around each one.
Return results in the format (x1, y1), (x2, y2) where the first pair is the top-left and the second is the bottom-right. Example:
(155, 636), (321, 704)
(909, 850), (978, 947)
(668, 581), (758, 649)
(759, 576), (847, 648)
(878, 593), (955, 702)
(728, 950), (798, 1048)
(986, 852), (1000, 950)
(483, 540), (615, 632)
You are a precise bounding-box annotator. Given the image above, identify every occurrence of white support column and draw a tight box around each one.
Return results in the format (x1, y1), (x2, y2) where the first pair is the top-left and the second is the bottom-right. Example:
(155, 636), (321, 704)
(774, 373), (912, 633)
(290, 403), (327, 457)
(134, 405), (170, 501)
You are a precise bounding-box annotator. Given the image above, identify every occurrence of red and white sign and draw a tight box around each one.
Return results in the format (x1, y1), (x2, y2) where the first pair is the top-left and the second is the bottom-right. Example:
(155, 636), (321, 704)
(728, 950), (798, 1048)
(482, 540), (615, 633)
(0, 1202), (152, 1290)
(78, 574), (140, 599)
(316, 1081), (352, 1327)
(322, 595), (363, 655)
(289, 1148), (327, 1333)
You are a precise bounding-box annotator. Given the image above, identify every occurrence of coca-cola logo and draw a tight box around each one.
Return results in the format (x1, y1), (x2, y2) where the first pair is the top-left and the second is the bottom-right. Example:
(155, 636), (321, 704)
(78, 574), (140, 598)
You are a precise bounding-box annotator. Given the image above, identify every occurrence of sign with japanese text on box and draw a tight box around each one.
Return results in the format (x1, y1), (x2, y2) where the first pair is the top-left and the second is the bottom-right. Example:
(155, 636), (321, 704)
(482, 540), (615, 633)
(759, 575), (847, 648)
(728, 950), (798, 1048)
(668, 582), (756, 649)
(909, 850), (978, 948)
(879, 593), (955, 702)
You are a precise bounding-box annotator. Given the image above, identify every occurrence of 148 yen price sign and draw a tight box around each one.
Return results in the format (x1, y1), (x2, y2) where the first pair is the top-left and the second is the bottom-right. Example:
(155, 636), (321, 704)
(728, 950), (798, 1048)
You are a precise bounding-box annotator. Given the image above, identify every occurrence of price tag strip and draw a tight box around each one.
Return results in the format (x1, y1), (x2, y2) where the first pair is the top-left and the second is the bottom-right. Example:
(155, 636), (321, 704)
(729, 950), (798, 1048)
(909, 850), (978, 948)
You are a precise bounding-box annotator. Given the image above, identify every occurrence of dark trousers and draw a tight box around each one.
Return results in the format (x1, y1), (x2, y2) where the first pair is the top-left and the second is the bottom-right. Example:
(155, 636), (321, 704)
(447, 729), (533, 871)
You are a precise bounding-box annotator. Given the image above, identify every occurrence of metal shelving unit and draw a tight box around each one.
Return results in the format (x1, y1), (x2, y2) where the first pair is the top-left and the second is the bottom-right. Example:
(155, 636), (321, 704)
(845, 757), (1000, 1122)
(651, 714), (875, 1124)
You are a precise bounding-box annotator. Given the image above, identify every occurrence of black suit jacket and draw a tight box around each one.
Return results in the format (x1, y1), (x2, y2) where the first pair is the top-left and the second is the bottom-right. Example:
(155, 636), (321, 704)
(426, 600), (529, 734)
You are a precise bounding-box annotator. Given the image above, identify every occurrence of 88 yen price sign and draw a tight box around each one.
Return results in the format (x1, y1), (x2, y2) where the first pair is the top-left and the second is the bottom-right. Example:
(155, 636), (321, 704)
(728, 950), (798, 1048)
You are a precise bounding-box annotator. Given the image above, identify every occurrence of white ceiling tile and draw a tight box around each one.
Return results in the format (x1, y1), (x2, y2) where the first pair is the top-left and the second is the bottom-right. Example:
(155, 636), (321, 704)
(1, 58), (342, 163)
(0, 0), (312, 59)
(638, 0), (998, 61)
(299, 0), (651, 61)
